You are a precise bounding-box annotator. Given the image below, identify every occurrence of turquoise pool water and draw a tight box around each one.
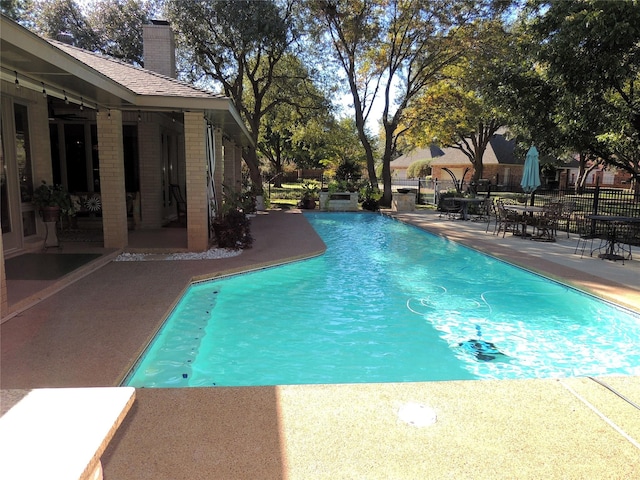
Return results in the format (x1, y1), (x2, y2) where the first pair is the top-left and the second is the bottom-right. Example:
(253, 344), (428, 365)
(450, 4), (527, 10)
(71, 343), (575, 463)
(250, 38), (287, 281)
(126, 212), (640, 387)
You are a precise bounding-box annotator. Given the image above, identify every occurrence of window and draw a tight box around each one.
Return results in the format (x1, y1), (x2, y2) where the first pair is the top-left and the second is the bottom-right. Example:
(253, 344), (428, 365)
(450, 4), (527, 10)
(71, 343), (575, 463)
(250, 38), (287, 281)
(14, 104), (33, 203)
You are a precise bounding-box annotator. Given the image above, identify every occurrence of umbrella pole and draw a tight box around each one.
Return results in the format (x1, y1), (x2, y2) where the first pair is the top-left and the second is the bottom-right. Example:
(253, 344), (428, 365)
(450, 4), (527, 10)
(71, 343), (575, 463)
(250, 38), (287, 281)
(530, 191), (536, 206)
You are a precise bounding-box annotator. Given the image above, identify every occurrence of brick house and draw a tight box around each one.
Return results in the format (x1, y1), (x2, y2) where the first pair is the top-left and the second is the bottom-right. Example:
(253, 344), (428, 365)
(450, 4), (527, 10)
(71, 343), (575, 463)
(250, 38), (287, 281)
(0, 17), (252, 317)
(391, 134), (524, 188)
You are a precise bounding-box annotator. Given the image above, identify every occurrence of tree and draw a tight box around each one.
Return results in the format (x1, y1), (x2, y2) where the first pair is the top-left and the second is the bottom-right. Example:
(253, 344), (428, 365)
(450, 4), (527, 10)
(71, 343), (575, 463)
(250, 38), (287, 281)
(167, 0), (313, 194)
(1, 0), (34, 25)
(27, 0), (155, 66)
(320, 117), (370, 180)
(308, 0), (509, 206)
(31, 0), (97, 50)
(403, 20), (511, 183)
(525, 0), (640, 185)
(86, 0), (154, 65)
(254, 55), (332, 187)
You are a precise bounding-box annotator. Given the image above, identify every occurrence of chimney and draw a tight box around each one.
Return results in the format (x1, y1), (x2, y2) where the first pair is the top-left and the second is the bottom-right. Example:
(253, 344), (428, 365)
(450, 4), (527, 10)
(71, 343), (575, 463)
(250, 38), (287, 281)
(56, 32), (75, 45)
(143, 20), (176, 78)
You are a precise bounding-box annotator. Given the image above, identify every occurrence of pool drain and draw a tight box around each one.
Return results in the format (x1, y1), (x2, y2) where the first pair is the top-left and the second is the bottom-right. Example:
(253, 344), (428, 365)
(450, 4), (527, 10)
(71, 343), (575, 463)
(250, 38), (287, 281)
(397, 402), (437, 427)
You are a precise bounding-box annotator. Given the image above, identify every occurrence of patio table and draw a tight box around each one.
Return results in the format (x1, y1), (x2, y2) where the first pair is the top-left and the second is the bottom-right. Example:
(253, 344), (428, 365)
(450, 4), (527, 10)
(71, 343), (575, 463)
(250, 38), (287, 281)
(456, 197), (486, 221)
(587, 215), (640, 262)
(506, 205), (546, 238)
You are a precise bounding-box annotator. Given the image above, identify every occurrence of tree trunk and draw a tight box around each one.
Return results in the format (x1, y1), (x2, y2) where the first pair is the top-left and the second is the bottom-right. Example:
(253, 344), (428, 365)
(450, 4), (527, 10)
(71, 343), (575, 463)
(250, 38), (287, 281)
(243, 146), (264, 194)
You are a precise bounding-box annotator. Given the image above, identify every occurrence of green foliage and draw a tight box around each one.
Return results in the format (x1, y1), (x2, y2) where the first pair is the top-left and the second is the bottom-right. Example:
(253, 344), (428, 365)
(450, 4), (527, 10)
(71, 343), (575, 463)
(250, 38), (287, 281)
(501, 0), (640, 182)
(28, 0), (154, 65)
(1, 0), (34, 24)
(308, 0), (511, 206)
(319, 117), (369, 176)
(401, 18), (512, 182)
(212, 209), (252, 250)
(32, 181), (73, 214)
(167, 0), (302, 190)
(212, 186), (254, 250)
(359, 182), (380, 211)
(334, 158), (362, 183)
(406, 159), (432, 179)
(300, 181), (320, 201)
(256, 55), (333, 175)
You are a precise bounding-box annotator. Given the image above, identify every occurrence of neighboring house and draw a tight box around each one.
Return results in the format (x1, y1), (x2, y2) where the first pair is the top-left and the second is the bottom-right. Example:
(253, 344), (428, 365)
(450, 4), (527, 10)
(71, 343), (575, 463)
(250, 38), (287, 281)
(392, 134), (525, 188)
(390, 145), (444, 180)
(0, 16), (252, 317)
(559, 156), (634, 190)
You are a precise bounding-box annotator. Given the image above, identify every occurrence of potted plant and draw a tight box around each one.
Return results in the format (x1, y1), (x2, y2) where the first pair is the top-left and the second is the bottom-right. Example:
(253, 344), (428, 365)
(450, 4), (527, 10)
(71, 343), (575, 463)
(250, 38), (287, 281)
(298, 181), (319, 209)
(32, 181), (73, 223)
(360, 182), (381, 211)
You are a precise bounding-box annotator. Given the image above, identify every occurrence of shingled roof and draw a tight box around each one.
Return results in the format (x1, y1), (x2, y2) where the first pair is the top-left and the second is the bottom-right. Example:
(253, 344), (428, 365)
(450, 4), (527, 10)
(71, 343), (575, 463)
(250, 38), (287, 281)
(391, 134), (522, 169)
(50, 39), (223, 100)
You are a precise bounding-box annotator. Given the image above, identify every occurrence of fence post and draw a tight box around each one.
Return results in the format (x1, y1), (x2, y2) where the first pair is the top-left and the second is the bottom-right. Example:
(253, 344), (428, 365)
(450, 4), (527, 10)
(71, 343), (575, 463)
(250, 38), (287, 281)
(590, 179), (601, 236)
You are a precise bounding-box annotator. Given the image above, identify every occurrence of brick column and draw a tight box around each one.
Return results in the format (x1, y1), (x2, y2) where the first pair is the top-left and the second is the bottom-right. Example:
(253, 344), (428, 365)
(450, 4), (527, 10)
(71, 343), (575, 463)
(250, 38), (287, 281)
(183, 111), (208, 251)
(97, 110), (128, 249)
(214, 128), (224, 212)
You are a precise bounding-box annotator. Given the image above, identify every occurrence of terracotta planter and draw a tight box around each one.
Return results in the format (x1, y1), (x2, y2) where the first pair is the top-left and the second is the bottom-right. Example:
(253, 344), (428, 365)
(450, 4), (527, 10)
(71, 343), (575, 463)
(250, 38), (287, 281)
(41, 206), (61, 222)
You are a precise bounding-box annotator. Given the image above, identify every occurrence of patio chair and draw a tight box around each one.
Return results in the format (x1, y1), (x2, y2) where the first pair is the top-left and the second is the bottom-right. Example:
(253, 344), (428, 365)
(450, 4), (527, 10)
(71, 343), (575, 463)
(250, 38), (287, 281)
(531, 202), (561, 241)
(484, 197), (498, 234)
(618, 223), (637, 262)
(574, 214), (597, 258)
(556, 200), (576, 238)
(439, 197), (462, 220)
(169, 183), (187, 220)
(495, 200), (521, 237)
(472, 196), (492, 223)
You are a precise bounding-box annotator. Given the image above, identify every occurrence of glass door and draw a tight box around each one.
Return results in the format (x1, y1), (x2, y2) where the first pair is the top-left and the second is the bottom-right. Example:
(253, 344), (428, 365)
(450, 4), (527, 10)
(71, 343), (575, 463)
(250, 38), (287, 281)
(1, 102), (26, 253)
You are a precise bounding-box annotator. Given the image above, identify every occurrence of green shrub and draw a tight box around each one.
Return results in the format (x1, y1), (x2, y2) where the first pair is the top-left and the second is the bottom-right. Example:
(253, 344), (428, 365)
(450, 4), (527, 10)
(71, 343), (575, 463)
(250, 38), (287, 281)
(407, 160), (432, 179)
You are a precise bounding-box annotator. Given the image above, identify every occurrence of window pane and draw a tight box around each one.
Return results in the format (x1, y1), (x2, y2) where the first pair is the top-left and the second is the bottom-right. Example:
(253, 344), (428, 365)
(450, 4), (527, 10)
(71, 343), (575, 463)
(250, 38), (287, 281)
(65, 124), (88, 191)
(1, 115), (10, 233)
(14, 104), (33, 203)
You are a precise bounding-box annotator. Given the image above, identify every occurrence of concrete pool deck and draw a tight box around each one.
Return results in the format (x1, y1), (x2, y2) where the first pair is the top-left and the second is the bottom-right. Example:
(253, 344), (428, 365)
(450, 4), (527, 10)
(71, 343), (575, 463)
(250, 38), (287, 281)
(2, 209), (639, 479)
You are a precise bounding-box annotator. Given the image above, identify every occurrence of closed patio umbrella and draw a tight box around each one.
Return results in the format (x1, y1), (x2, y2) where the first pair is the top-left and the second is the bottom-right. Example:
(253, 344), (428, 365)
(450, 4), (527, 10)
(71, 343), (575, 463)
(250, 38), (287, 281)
(521, 146), (541, 202)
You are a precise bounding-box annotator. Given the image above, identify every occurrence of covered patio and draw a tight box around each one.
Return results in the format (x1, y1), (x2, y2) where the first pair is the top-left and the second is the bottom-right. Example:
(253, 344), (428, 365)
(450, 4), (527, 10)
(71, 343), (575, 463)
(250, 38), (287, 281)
(1, 16), (253, 318)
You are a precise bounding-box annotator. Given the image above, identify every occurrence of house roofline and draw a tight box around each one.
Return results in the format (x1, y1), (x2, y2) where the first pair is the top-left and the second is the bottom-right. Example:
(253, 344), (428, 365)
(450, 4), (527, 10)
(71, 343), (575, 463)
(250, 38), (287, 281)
(0, 15), (253, 147)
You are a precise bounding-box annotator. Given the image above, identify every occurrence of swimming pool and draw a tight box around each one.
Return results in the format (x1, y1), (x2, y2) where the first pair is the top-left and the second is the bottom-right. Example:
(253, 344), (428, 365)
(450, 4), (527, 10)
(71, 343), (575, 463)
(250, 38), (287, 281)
(125, 212), (640, 387)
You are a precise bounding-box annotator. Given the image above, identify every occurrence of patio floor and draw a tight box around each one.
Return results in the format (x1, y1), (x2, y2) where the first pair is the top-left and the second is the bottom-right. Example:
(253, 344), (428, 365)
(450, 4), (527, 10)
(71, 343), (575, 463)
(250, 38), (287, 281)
(2, 209), (639, 479)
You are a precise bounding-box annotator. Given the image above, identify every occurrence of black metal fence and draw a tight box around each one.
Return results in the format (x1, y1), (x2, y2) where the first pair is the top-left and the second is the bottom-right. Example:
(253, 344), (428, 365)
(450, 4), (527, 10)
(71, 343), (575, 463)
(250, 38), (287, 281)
(391, 178), (639, 243)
